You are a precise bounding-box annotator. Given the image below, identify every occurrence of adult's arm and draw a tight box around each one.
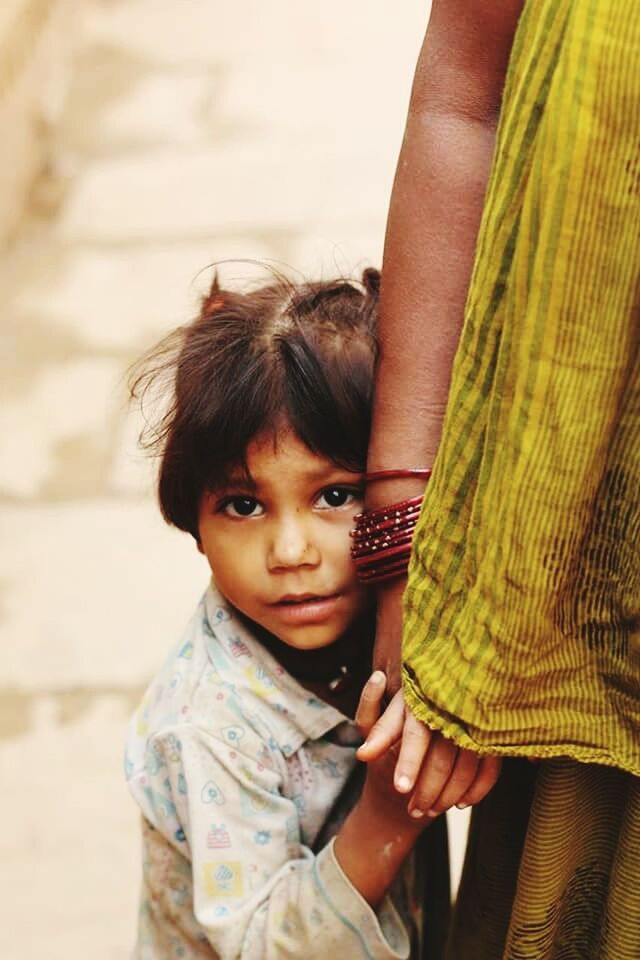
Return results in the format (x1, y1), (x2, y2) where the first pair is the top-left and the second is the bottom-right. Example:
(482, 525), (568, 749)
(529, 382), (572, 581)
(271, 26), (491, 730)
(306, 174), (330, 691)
(368, 0), (524, 689)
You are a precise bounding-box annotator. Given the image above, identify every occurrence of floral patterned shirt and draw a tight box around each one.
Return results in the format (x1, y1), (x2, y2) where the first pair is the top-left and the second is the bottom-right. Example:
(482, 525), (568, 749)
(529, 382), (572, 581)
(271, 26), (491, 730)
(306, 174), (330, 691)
(125, 584), (412, 959)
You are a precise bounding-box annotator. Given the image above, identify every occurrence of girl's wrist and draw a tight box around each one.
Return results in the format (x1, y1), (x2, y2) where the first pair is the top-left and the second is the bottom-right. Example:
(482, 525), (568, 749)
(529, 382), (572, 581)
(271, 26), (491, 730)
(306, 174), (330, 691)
(334, 791), (424, 906)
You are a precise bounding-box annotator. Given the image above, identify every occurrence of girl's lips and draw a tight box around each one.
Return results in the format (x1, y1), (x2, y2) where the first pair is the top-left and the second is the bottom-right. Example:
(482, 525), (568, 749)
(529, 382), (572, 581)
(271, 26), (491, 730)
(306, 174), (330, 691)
(270, 594), (340, 625)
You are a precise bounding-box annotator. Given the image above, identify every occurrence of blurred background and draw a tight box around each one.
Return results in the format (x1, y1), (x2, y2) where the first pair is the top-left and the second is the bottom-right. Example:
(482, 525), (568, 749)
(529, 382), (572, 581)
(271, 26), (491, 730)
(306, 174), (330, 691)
(0, 2), (474, 957)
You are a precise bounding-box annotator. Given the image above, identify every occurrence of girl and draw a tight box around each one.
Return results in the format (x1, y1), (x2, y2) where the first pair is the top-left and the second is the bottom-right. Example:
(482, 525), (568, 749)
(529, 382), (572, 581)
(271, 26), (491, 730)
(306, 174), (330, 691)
(125, 267), (495, 959)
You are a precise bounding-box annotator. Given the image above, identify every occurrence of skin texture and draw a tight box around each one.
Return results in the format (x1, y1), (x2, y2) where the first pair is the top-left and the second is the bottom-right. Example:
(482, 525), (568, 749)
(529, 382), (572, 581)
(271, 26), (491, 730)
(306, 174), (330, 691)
(362, 0), (524, 810)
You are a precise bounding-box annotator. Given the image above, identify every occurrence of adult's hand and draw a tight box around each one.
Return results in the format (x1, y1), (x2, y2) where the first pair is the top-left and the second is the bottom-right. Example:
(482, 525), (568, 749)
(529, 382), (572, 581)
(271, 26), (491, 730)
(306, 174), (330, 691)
(358, 688), (502, 818)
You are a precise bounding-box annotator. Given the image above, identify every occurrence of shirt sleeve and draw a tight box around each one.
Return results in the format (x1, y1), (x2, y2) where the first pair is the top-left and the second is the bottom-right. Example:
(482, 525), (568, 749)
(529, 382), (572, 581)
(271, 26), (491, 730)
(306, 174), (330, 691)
(127, 723), (410, 960)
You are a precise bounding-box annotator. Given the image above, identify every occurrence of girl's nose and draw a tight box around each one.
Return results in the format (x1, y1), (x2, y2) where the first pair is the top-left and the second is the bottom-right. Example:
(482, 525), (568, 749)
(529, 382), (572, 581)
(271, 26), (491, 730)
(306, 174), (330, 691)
(267, 515), (320, 570)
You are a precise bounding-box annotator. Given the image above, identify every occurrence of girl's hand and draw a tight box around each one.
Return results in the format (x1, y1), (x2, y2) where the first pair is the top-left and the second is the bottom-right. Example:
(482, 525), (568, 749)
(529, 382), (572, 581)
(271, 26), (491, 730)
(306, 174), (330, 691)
(357, 683), (501, 818)
(334, 671), (429, 906)
(354, 672), (428, 828)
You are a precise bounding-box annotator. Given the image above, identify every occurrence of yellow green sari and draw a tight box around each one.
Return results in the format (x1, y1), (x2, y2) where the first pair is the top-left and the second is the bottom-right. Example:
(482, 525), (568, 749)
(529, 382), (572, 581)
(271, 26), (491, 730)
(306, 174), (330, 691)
(403, 0), (640, 955)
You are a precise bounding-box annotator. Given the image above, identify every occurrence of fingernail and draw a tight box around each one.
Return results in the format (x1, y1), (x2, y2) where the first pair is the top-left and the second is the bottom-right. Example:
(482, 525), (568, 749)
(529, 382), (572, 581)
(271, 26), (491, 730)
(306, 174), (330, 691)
(369, 670), (385, 684)
(409, 808), (425, 819)
(396, 775), (411, 792)
(426, 809), (439, 818)
(456, 803), (469, 810)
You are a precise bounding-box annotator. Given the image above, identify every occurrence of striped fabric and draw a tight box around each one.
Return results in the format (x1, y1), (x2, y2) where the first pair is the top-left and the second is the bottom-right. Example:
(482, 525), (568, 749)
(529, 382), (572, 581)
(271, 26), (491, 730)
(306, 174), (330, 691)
(403, 0), (640, 771)
(445, 759), (640, 959)
(402, 0), (639, 956)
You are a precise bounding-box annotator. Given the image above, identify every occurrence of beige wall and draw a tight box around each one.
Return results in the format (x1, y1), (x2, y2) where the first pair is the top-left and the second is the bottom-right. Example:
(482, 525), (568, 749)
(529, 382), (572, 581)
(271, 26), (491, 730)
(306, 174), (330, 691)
(0, 0), (76, 246)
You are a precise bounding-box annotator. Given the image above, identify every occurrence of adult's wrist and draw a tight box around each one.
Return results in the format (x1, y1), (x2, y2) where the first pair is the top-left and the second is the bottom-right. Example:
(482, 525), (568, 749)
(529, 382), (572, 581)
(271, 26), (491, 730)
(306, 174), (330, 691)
(364, 475), (429, 512)
(363, 459), (431, 510)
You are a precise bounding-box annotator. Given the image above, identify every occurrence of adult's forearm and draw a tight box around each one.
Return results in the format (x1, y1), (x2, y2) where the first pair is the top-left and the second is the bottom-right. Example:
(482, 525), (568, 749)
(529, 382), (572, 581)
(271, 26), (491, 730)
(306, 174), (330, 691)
(367, 111), (497, 491)
(367, 0), (522, 510)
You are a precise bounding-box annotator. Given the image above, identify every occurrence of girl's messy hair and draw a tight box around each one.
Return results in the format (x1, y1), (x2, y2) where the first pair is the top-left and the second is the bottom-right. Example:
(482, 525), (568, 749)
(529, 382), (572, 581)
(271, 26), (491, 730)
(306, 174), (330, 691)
(130, 266), (380, 538)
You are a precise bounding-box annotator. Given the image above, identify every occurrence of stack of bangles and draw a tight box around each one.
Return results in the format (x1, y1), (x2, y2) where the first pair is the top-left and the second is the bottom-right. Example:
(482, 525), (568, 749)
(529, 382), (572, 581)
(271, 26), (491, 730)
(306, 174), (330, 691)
(350, 468), (432, 584)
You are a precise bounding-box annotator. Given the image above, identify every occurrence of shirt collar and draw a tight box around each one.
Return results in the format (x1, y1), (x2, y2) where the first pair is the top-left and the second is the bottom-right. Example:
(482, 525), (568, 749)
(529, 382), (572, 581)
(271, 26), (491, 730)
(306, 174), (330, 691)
(202, 583), (358, 755)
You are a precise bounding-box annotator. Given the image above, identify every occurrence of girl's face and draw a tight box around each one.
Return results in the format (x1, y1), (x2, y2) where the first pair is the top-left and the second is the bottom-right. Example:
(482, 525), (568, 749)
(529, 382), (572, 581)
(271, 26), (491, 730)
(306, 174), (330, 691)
(197, 428), (371, 652)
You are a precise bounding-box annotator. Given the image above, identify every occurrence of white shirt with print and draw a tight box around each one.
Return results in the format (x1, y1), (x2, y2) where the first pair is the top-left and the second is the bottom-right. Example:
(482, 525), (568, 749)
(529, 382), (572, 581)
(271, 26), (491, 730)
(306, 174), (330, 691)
(125, 584), (412, 959)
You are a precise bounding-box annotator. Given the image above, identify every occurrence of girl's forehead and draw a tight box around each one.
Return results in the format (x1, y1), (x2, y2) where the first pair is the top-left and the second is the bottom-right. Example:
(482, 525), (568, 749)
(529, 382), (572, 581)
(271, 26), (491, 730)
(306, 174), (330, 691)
(219, 426), (358, 490)
(246, 420), (297, 459)
(245, 428), (338, 477)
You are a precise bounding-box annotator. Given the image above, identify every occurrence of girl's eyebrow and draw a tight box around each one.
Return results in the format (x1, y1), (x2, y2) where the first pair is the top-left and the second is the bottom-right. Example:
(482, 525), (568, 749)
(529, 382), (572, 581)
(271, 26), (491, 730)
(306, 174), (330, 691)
(219, 463), (362, 491)
(221, 477), (256, 490)
(212, 471), (256, 492)
(261, 465), (363, 486)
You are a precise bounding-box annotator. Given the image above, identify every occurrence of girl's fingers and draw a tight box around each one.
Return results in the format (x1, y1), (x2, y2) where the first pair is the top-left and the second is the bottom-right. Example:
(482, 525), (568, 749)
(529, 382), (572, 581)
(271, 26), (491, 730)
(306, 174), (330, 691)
(406, 733), (457, 816)
(356, 689), (405, 761)
(424, 747), (480, 816)
(455, 755), (502, 809)
(354, 670), (387, 738)
(392, 710), (433, 794)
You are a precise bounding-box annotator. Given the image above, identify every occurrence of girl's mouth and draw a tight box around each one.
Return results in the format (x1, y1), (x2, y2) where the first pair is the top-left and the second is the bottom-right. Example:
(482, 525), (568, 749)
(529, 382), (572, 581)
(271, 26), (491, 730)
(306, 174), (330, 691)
(277, 594), (325, 605)
(271, 593), (340, 624)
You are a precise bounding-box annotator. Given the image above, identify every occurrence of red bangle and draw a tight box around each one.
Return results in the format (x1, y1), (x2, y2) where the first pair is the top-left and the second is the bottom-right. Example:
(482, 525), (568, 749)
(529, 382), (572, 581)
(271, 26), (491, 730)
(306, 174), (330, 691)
(350, 531), (414, 559)
(352, 495), (424, 526)
(350, 492), (426, 584)
(356, 556), (413, 583)
(353, 540), (413, 566)
(350, 509), (422, 539)
(364, 468), (432, 483)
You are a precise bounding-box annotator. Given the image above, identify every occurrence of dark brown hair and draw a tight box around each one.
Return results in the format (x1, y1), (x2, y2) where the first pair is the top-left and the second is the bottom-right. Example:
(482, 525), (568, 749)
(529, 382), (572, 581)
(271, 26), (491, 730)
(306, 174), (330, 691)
(130, 267), (380, 538)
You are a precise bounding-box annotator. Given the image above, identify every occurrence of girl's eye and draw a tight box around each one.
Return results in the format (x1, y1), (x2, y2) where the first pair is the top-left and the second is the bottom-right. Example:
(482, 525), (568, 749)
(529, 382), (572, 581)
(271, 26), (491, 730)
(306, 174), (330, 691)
(317, 486), (362, 509)
(222, 497), (263, 518)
